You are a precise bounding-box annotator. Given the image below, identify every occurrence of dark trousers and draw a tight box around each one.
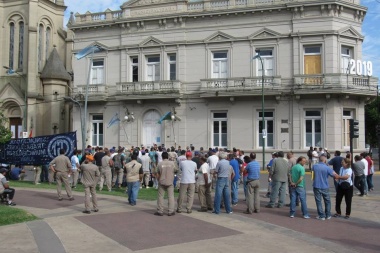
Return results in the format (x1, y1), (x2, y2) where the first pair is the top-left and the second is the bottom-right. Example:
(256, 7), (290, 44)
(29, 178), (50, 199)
(354, 175), (365, 195)
(367, 174), (374, 190)
(335, 185), (353, 216)
(3, 188), (16, 200)
(40, 165), (49, 182)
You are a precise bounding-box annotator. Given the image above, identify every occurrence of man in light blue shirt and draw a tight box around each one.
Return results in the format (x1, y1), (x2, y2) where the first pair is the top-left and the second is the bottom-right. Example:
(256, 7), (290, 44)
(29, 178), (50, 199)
(213, 152), (234, 214)
(312, 154), (337, 220)
(243, 153), (260, 214)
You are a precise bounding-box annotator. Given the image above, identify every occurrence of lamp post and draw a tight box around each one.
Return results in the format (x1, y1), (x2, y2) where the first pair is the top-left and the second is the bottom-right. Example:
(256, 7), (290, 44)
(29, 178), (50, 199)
(74, 45), (103, 149)
(64, 96), (85, 152)
(3, 66), (27, 133)
(252, 51), (265, 170)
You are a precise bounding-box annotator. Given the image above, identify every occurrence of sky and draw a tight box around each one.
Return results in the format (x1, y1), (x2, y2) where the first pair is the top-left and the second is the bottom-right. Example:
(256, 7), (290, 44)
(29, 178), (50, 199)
(64, 0), (380, 79)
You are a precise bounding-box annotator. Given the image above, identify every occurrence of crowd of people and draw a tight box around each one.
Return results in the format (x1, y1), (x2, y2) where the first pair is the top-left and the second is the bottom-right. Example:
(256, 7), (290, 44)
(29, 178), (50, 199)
(0, 144), (376, 220)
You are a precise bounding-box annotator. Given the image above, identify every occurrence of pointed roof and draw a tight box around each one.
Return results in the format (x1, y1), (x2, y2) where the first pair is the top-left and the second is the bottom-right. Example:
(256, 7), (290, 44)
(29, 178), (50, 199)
(40, 48), (71, 81)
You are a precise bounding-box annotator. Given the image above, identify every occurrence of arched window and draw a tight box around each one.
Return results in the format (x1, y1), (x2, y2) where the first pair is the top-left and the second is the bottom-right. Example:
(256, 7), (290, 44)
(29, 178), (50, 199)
(45, 27), (51, 61)
(18, 21), (24, 69)
(38, 24), (44, 70)
(9, 22), (15, 69)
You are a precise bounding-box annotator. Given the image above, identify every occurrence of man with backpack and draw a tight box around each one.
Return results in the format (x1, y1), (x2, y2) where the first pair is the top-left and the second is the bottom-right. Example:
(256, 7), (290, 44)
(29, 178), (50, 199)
(112, 148), (126, 188)
(307, 146), (313, 170)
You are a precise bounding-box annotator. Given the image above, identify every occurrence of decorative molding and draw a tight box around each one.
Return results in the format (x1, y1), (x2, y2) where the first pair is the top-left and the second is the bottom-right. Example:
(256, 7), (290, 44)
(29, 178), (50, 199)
(338, 26), (363, 39)
(139, 36), (164, 47)
(248, 28), (282, 40)
(204, 31), (235, 42)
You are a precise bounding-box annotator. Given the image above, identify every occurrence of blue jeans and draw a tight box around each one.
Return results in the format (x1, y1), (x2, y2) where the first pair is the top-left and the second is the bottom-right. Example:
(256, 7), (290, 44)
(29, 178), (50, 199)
(313, 188), (331, 218)
(290, 187), (309, 217)
(127, 181), (140, 205)
(231, 180), (239, 204)
(363, 175), (368, 194)
(214, 177), (231, 214)
(243, 176), (248, 198)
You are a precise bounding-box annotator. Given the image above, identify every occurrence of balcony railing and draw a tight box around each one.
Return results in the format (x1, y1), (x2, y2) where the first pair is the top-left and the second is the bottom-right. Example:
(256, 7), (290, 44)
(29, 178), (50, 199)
(116, 81), (181, 94)
(294, 74), (378, 90)
(76, 84), (108, 94)
(72, 0), (360, 24)
(200, 77), (281, 91)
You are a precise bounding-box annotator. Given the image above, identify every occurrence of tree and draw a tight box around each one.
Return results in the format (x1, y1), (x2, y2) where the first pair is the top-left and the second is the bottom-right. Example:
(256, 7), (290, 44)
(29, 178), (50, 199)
(0, 103), (12, 144)
(365, 94), (380, 148)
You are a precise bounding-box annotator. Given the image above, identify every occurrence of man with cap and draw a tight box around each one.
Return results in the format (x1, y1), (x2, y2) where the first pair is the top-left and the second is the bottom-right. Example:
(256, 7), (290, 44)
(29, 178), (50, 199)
(176, 151), (197, 213)
(80, 155), (100, 214)
(0, 168), (16, 206)
(312, 153), (338, 220)
(49, 149), (75, 201)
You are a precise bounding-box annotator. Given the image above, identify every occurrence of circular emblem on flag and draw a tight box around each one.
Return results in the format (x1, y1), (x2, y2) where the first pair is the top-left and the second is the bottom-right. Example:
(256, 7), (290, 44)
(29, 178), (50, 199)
(47, 135), (75, 159)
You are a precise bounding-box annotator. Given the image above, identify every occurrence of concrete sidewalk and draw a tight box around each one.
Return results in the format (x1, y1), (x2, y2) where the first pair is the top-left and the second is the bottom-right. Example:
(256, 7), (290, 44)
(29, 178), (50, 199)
(1, 185), (379, 253)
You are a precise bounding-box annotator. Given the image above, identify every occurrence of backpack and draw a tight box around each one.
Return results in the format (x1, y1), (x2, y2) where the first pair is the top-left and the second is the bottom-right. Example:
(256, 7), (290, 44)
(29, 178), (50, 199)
(307, 150), (312, 158)
(113, 154), (123, 169)
(326, 152), (331, 159)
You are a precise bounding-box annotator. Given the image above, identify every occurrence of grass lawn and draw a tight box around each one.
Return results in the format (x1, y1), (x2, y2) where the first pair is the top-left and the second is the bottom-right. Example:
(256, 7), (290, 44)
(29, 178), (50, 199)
(0, 205), (38, 226)
(10, 181), (178, 201)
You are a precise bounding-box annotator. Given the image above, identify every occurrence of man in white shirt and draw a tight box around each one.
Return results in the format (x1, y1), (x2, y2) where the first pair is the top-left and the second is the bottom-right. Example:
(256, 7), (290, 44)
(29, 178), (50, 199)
(176, 151), (197, 214)
(197, 157), (212, 212)
(207, 149), (219, 189)
(70, 150), (81, 188)
(140, 150), (151, 188)
(360, 153), (369, 195)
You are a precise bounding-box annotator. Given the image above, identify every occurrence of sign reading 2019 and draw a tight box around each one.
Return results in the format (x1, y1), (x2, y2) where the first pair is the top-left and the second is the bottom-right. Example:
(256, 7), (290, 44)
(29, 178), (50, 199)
(349, 59), (373, 76)
(0, 132), (77, 165)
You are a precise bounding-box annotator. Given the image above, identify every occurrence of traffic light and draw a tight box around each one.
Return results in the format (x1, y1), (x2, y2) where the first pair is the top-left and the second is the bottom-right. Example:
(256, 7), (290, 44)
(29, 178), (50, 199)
(349, 119), (359, 139)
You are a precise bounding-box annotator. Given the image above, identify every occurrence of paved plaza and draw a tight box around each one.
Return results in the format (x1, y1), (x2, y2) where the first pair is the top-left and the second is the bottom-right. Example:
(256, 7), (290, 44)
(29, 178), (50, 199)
(1, 172), (379, 253)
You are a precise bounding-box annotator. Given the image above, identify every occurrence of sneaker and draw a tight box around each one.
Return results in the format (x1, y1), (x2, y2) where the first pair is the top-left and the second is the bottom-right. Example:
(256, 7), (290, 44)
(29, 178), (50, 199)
(227, 211), (233, 214)
(168, 212), (175, 216)
(187, 210), (192, 214)
(316, 216), (325, 221)
(333, 213), (341, 218)
(176, 209), (182, 213)
(326, 216), (332, 220)
(69, 197), (75, 201)
(154, 212), (164, 216)
(92, 209), (99, 212)
(303, 215), (310, 219)
(7, 202), (16, 206)
(344, 215), (350, 219)
(146, 186), (150, 189)
(232, 203), (238, 206)
(82, 210), (91, 214)
(290, 215), (294, 218)
(265, 204), (274, 208)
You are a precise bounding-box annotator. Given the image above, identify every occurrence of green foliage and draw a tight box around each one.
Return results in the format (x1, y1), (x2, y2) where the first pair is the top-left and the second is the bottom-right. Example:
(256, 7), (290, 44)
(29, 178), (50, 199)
(365, 96), (380, 147)
(0, 205), (37, 226)
(0, 103), (12, 144)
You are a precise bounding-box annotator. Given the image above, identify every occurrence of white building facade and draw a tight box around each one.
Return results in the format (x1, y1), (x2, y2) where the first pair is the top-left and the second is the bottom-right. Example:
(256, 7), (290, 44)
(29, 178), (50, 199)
(68, 0), (378, 160)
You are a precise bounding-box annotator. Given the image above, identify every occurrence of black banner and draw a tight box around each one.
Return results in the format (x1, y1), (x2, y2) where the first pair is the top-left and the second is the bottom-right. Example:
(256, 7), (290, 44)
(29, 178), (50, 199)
(0, 132), (77, 165)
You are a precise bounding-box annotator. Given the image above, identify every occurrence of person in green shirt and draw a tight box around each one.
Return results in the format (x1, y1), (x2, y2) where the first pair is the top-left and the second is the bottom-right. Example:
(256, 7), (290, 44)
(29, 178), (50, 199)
(289, 156), (310, 219)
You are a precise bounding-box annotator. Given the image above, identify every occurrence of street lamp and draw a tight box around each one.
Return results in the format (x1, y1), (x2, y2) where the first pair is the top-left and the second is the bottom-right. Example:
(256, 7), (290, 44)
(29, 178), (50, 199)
(3, 66), (28, 133)
(64, 96), (85, 152)
(74, 45), (104, 150)
(252, 51), (265, 170)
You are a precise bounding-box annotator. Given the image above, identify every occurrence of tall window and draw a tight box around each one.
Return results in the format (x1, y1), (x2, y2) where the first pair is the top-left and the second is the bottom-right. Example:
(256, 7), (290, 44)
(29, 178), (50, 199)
(342, 110), (353, 148)
(9, 22), (15, 70)
(341, 46), (352, 74)
(212, 112), (227, 147)
(45, 27), (51, 61)
(304, 46), (321, 75)
(38, 24), (44, 71)
(92, 115), (104, 147)
(91, 59), (104, 84)
(131, 57), (139, 82)
(212, 51), (228, 78)
(18, 22), (24, 69)
(258, 111), (274, 148)
(256, 49), (274, 76)
(305, 110), (322, 148)
(168, 54), (176, 80)
(146, 56), (160, 81)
